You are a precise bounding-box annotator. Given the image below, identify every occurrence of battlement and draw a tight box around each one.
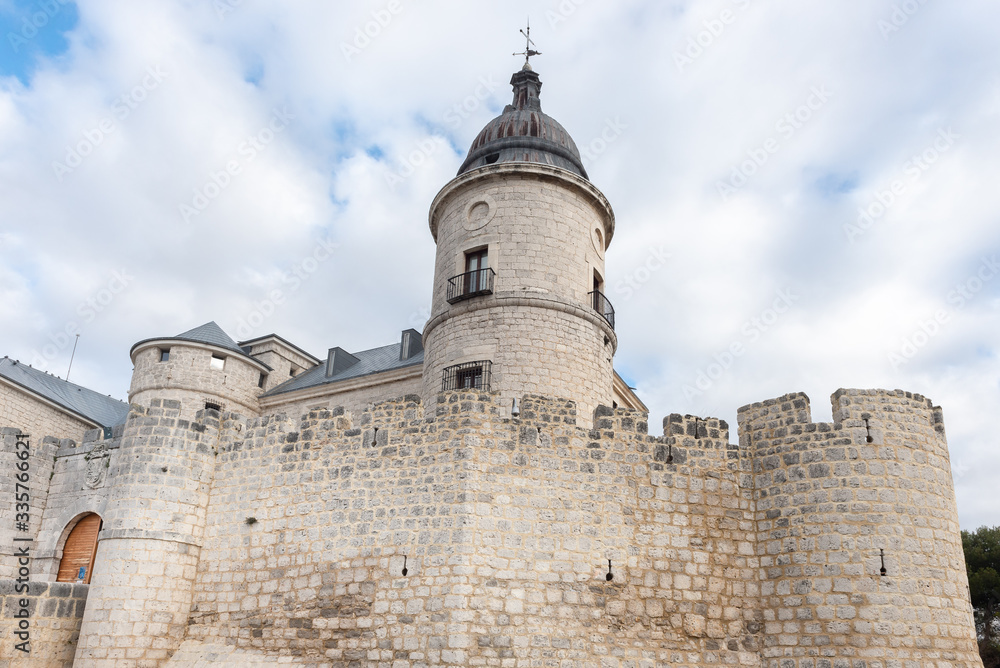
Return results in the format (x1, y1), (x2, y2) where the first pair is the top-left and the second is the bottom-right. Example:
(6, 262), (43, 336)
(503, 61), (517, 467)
(737, 391), (812, 430)
(663, 412), (730, 441)
(738, 388), (948, 455)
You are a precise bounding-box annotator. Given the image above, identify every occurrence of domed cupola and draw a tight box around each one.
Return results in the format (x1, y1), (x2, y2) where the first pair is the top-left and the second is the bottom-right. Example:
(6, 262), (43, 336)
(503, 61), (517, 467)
(457, 63), (588, 179)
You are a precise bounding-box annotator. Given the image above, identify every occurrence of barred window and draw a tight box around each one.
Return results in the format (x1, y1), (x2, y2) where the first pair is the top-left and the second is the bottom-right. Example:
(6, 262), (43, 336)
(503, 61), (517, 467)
(442, 360), (492, 392)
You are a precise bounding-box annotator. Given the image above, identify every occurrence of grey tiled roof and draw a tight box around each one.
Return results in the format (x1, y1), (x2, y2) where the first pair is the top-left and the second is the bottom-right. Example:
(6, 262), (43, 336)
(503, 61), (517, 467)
(0, 357), (130, 428)
(130, 321), (269, 369)
(174, 322), (245, 354)
(263, 342), (423, 397)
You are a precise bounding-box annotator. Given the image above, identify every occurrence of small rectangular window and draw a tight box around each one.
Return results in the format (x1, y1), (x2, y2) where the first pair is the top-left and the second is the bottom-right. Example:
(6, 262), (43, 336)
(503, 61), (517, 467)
(210, 355), (225, 370)
(159, 349), (170, 362)
(258, 373), (266, 388)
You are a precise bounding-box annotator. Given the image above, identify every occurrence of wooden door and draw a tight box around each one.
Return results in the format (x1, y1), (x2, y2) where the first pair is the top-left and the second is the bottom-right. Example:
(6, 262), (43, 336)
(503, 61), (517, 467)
(56, 514), (102, 584)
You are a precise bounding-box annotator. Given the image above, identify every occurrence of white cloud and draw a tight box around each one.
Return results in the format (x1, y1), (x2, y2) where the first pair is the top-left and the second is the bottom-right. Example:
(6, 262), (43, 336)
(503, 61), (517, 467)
(1, 0), (998, 529)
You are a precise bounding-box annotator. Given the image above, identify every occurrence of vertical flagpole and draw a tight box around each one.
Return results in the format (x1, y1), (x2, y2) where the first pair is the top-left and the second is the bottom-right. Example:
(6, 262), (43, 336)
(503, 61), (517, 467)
(66, 333), (80, 381)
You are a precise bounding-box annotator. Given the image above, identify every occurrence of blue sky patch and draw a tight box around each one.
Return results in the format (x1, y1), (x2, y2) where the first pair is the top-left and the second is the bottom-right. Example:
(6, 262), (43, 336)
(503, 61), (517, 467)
(814, 172), (859, 197)
(0, 0), (79, 84)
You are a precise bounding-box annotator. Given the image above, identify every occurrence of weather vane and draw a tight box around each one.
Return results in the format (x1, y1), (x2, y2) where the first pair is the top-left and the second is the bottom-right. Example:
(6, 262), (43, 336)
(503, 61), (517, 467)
(513, 20), (541, 66)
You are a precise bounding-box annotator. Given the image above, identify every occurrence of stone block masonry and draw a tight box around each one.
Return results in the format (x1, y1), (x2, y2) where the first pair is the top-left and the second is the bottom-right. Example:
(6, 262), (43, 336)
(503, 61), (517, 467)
(172, 388), (979, 667)
(181, 392), (749, 665)
(3, 386), (978, 667)
(73, 400), (227, 668)
(740, 389), (981, 668)
(422, 164), (618, 427)
(0, 580), (89, 667)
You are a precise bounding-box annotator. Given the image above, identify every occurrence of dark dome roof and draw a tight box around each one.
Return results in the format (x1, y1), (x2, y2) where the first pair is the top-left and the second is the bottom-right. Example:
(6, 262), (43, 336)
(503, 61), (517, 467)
(457, 66), (588, 179)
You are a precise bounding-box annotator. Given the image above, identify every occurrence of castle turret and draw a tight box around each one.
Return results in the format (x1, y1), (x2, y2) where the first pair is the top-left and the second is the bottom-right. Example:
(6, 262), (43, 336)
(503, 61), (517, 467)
(128, 321), (270, 420)
(421, 63), (617, 425)
(738, 389), (982, 667)
(73, 322), (256, 666)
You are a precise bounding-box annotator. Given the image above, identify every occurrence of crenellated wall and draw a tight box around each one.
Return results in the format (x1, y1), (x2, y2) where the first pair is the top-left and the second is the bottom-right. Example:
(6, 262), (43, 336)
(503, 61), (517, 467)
(177, 392), (769, 666)
(1, 387), (981, 667)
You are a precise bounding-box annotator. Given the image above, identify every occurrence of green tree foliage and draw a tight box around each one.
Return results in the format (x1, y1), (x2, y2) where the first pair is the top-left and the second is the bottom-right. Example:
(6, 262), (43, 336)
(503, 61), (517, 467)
(963, 525), (1000, 667)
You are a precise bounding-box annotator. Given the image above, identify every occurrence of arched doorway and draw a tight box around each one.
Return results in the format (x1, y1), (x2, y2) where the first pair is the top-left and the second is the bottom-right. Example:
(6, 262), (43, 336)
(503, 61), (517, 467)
(56, 513), (102, 584)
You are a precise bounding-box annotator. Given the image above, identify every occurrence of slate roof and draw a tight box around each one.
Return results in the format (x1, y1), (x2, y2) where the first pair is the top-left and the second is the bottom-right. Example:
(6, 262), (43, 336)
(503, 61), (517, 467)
(0, 357), (130, 428)
(130, 321), (268, 369)
(263, 342), (423, 397)
(173, 321), (245, 354)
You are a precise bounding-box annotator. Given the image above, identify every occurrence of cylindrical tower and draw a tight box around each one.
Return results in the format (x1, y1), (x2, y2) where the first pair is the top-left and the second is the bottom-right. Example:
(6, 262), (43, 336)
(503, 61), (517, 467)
(128, 320), (269, 420)
(739, 390), (983, 668)
(421, 64), (617, 425)
(74, 322), (258, 667)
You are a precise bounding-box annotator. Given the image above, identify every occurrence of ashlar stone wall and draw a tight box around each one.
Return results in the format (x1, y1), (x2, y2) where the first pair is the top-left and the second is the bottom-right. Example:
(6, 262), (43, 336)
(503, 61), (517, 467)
(184, 391), (765, 667)
(0, 580), (89, 668)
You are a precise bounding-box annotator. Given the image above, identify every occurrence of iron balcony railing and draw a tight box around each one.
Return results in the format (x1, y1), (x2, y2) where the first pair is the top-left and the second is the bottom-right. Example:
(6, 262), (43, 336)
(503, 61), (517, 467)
(589, 290), (615, 330)
(446, 268), (496, 304)
(442, 360), (492, 392)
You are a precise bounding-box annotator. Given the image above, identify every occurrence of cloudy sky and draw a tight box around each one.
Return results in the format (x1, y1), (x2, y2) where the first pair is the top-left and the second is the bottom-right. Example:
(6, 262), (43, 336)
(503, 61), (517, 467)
(1, 1), (997, 528)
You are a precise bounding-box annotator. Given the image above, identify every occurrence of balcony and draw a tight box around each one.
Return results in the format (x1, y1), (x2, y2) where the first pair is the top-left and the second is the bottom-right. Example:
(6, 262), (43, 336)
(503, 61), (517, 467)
(446, 268), (496, 304)
(589, 290), (615, 330)
(442, 360), (492, 392)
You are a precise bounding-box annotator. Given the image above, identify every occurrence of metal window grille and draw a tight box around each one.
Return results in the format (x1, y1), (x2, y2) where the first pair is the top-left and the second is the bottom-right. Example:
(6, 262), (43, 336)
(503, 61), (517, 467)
(589, 290), (615, 330)
(442, 360), (492, 392)
(447, 268), (496, 304)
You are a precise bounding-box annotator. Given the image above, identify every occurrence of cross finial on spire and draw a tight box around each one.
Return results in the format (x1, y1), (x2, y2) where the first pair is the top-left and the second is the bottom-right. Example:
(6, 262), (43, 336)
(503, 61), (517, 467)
(513, 19), (541, 67)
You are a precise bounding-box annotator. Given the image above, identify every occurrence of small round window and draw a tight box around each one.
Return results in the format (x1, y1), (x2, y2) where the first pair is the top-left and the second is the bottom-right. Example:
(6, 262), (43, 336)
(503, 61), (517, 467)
(592, 227), (605, 255)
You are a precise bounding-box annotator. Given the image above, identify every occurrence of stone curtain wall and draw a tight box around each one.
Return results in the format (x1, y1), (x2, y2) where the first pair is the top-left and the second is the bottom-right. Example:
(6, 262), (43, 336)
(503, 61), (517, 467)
(739, 390), (982, 668)
(185, 392), (765, 666)
(32, 427), (123, 581)
(45, 387), (978, 667)
(457, 400), (763, 666)
(0, 580), (88, 668)
(0, 380), (92, 443)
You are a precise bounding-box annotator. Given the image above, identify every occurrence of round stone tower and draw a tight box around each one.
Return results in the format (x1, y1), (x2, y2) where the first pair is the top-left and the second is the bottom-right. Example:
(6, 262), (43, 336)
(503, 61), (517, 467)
(75, 322), (263, 666)
(128, 321), (268, 420)
(421, 63), (617, 425)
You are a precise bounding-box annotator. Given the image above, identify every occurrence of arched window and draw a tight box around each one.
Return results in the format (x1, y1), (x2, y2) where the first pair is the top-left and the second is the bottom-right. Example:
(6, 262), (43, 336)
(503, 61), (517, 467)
(56, 513), (102, 584)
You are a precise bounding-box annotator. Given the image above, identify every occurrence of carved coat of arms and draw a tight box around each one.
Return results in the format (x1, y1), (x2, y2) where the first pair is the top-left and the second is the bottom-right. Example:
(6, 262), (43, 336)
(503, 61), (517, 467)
(84, 442), (109, 489)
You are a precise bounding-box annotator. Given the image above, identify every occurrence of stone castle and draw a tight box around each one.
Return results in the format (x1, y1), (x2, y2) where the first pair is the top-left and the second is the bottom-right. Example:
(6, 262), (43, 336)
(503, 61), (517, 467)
(0, 56), (983, 668)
